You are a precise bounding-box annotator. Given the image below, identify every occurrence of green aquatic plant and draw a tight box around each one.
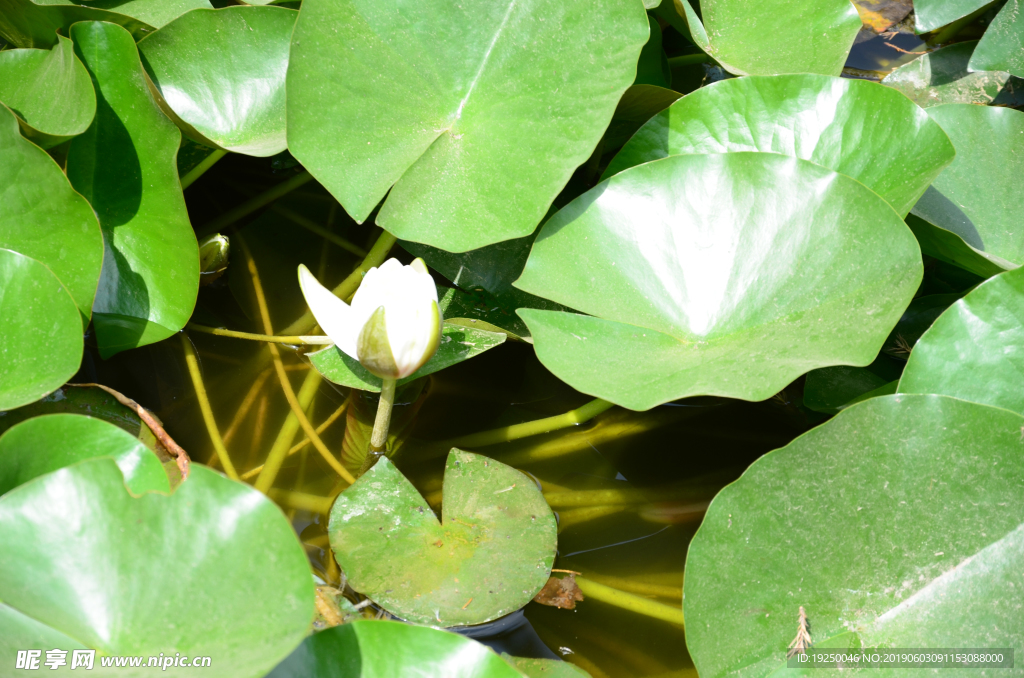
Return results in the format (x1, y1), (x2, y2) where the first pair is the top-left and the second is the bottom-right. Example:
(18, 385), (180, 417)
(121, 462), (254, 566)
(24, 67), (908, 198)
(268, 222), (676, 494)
(1, 0), (1023, 675)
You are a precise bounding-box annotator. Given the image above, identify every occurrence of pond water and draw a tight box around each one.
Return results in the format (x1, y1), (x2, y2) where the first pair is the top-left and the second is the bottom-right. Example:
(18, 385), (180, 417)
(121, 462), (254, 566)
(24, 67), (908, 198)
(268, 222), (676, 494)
(69, 11), (989, 675)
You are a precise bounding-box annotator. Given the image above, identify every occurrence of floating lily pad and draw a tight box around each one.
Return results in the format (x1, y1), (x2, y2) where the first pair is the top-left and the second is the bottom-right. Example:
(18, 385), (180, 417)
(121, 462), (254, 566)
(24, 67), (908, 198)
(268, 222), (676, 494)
(909, 104), (1024, 277)
(900, 266), (1024, 416)
(0, 459), (314, 677)
(603, 74), (955, 217)
(67, 21), (199, 358)
(287, 0), (648, 252)
(0, 101), (103, 329)
(503, 655), (591, 677)
(309, 324), (506, 393)
(516, 153), (922, 411)
(913, 0), (992, 32)
(602, 84), (682, 151)
(329, 451), (557, 627)
(684, 394), (1024, 677)
(0, 34), (96, 148)
(0, 384), (156, 444)
(267, 620), (525, 678)
(969, 0), (1024, 78)
(881, 41), (1024, 108)
(0, 0), (155, 48)
(0, 249), (83, 411)
(80, 0), (213, 28)
(635, 15), (670, 88)
(0, 413), (168, 495)
(803, 363), (900, 414)
(138, 6), (297, 156)
(662, 0), (860, 76)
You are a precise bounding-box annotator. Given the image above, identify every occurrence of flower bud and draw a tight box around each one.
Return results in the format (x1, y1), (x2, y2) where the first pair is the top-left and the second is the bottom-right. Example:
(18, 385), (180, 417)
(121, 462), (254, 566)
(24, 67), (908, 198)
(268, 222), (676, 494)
(298, 258), (442, 380)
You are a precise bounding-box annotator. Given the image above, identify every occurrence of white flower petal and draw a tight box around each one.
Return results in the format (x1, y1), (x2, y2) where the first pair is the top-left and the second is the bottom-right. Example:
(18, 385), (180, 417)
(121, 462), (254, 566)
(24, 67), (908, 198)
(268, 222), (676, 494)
(297, 264), (358, 359)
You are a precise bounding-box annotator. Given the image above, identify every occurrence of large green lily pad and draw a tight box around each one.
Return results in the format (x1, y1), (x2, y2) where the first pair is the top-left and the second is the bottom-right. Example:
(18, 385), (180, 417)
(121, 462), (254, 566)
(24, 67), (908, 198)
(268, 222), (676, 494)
(664, 0), (860, 76)
(67, 21), (199, 358)
(287, 0), (649, 252)
(79, 0), (213, 28)
(684, 394), (1024, 677)
(515, 153), (922, 411)
(309, 324), (506, 393)
(899, 266), (1024, 416)
(909, 104), (1024, 277)
(0, 34), (96, 148)
(0, 249), (83, 411)
(267, 620), (525, 678)
(0, 0), (155, 48)
(0, 384), (155, 442)
(0, 103), (103, 326)
(913, 0), (992, 32)
(0, 459), (314, 677)
(0, 413), (168, 495)
(138, 6), (297, 156)
(329, 451), (557, 627)
(969, 0), (1024, 78)
(603, 74), (954, 217)
(881, 41), (1024, 108)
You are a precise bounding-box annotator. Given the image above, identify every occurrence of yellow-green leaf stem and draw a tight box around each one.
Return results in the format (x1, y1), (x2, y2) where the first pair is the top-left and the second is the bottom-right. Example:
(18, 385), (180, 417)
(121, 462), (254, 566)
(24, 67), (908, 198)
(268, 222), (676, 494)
(449, 397), (614, 449)
(180, 333), (238, 480)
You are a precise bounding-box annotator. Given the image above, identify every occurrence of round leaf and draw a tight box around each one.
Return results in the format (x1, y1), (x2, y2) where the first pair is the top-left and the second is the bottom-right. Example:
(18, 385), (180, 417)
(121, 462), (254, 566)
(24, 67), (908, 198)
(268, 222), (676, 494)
(0, 103), (104, 326)
(67, 21), (199, 359)
(0, 459), (314, 677)
(909, 104), (1024, 276)
(81, 0), (214, 29)
(0, 413), (168, 495)
(969, 0), (1024, 78)
(515, 153), (922, 411)
(914, 0), (991, 32)
(329, 451), (557, 627)
(899, 265), (1024, 416)
(684, 394), (1024, 677)
(138, 6), (297, 157)
(309, 324), (506, 393)
(0, 0), (155, 48)
(0, 384), (158, 444)
(881, 40), (1024, 108)
(267, 620), (524, 678)
(681, 0), (861, 76)
(0, 34), (96, 147)
(287, 0), (649, 252)
(503, 655), (591, 678)
(603, 74), (955, 217)
(0, 250), (83, 410)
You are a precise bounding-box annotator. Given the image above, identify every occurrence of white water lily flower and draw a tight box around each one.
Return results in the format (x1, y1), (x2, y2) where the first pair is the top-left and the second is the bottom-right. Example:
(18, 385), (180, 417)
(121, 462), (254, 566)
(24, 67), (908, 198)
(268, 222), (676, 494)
(298, 258), (442, 380)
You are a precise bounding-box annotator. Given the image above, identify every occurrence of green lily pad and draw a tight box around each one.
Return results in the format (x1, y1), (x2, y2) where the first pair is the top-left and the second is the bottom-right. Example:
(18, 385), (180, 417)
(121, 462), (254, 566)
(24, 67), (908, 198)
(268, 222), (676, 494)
(0, 102), (104, 325)
(0, 249), (83, 411)
(67, 21), (199, 358)
(267, 620), (525, 678)
(881, 41), (1024, 108)
(0, 0), (155, 48)
(913, 0), (992, 32)
(900, 266), (1024, 416)
(803, 363), (901, 414)
(0, 384), (155, 443)
(970, 0), (1024, 78)
(329, 451), (557, 627)
(309, 324), (507, 393)
(603, 74), (955, 217)
(602, 84), (682, 151)
(515, 153), (922, 411)
(684, 394), (1024, 678)
(503, 655), (591, 678)
(138, 6), (297, 156)
(0, 459), (314, 676)
(665, 0), (860, 76)
(77, 0), (213, 28)
(635, 15), (670, 88)
(909, 104), (1024, 277)
(0, 34), (96, 148)
(287, 0), (649, 252)
(0, 413), (168, 495)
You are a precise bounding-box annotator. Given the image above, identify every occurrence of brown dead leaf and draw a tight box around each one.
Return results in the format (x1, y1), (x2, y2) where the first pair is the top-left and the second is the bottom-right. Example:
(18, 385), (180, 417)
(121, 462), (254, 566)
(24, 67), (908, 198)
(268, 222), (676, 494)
(533, 573), (585, 610)
(851, 0), (913, 33)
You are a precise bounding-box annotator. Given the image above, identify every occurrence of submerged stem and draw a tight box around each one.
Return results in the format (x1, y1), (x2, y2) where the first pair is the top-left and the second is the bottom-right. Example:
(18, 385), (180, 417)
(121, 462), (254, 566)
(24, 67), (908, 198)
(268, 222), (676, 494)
(180, 333), (238, 480)
(270, 204), (367, 257)
(240, 397), (349, 481)
(186, 323), (332, 345)
(180, 148), (227, 190)
(450, 398), (615, 448)
(237, 236), (355, 491)
(198, 170), (315, 238)
(573, 576), (684, 626)
(279, 230), (399, 337)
